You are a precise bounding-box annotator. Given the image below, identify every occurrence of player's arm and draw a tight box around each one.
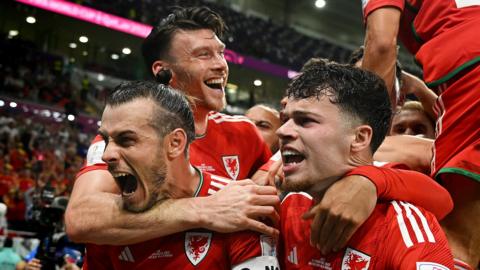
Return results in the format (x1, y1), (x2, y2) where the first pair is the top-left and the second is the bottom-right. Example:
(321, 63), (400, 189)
(400, 71), (438, 119)
(374, 135), (433, 174)
(362, 6), (402, 107)
(65, 170), (279, 245)
(303, 165), (452, 255)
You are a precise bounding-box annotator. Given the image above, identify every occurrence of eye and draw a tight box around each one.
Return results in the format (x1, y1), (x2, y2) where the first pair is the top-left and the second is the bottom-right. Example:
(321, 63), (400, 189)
(117, 136), (135, 147)
(294, 116), (314, 127)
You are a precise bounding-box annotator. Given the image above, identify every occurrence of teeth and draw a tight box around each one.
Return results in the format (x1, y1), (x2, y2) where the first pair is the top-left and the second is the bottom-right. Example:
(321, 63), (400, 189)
(282, 150), (301, 157)
(205, 78), (223, 84)
(112, 172), (129, 178)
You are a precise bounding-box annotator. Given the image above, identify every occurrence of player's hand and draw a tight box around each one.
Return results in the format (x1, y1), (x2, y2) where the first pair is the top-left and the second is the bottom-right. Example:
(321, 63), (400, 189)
(251, 159), (283, 187)
(26, 258), (42, 270)
(199, 179), (280, 238)
(303, 175), (377, 255)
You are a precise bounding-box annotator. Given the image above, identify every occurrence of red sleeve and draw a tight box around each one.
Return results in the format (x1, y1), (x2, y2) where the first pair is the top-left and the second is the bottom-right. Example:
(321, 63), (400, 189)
(384, 201), (454, 269)
(363, 0), (404, 23)
(76, 135), (107, 178)
(346, 166), (453, 220)
(83, 244), (113, 270)
(248, 126), (272, 177)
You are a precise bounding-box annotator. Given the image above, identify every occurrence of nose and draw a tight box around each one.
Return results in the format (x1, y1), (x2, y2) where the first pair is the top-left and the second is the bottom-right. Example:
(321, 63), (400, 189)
(276, 119), (297, 142)
(404, 128), (415, 136)
(101, 141), (120, 166)
(212, 52), (228, 73)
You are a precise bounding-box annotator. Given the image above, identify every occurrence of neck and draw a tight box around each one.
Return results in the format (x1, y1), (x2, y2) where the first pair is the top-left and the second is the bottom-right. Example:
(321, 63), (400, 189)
(163, 160), (200, 199)
(194, 106), (211, 136)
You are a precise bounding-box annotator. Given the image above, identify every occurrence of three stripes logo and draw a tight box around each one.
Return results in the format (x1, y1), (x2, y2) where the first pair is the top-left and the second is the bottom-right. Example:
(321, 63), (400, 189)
(391, 201), (436, 248)
(118, 246), (135, 263)
(287, 246), (298, 265)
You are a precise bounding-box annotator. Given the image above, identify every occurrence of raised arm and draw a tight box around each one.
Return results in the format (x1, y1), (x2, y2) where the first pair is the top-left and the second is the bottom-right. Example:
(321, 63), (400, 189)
(362, 6), (402, 107)
(65, 170), (279, 245)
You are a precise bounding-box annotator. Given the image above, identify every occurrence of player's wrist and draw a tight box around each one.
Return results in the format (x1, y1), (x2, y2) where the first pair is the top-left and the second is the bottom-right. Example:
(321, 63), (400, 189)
(184, 196), (210, 229)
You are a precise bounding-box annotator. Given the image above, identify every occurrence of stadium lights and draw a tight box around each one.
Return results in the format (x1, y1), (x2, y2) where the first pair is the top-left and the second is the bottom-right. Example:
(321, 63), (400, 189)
(26, 16), (36, 24)
(67, 114), (75, 121)
(315, 0), (326, 8)
(0, 100), (4, 107)
(79, 36), (89, 43)
(97, 73), (105, 81)
(97, 120), (101, 127)
(8, 30), (19, 37)
(82, 51), (88, 56)
(122, 47), (131, 55)
(111, 53), (119, 60)
(69, 42), (77, 49)
(9, 102), (18, 108)
(254, 79), (262, 86)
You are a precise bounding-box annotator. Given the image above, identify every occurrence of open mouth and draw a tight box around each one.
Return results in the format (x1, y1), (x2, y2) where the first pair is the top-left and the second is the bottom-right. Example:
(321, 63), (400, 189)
(282, 150), (305, 165)
(113, 172), (138, 196)
(204, 78), (224, 91)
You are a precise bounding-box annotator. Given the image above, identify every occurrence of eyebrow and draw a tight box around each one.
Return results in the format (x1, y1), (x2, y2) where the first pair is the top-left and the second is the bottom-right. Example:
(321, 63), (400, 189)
(98, 129), (137, 140)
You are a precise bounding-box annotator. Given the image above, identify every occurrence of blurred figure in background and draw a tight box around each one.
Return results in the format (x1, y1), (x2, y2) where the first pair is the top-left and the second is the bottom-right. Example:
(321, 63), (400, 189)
(245, 104), (281, 153)
(390, 101), (435, 139)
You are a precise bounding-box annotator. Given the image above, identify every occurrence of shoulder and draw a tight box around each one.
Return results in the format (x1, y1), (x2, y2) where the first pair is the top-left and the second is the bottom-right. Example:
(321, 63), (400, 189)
(208, 111), (255, 127)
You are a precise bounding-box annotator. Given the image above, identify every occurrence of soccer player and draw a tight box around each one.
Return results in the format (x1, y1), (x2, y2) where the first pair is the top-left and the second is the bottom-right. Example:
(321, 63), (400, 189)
(390, 101), (436, 139)
(278, 59), (453, 269)
(361, 1), (480, 267)
(65, 6), (278, 245)
(83, 81), (278, 269)
(245, 104), (281, 153)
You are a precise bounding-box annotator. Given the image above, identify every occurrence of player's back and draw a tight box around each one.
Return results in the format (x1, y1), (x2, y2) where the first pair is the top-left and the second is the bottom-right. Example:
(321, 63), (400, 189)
(280, 192), (454, 269)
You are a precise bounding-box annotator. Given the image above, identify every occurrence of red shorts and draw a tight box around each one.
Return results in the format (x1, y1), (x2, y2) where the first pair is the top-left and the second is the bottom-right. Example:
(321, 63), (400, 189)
(433, 64), (480, 183)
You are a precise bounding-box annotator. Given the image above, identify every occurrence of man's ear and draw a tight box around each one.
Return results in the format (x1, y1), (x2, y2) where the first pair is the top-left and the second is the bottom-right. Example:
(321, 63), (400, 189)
(351, 125), (373, 154)
(165, 128), (187, 159)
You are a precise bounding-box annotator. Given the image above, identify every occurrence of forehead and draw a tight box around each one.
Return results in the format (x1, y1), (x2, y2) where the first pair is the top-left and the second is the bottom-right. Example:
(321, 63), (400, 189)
(170, 29), (224, 51)
(285, 96), (340, 117)
(393, 109), (430, 123)
(246, 107), (278, 122)
(101, 98), (157, 132)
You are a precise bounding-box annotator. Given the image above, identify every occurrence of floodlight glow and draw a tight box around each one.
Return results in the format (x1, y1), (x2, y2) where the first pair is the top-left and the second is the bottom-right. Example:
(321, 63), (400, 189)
(67, 114), (75, 121)
(26, 16), (36, 24)
(9, 102), (17, 108)
(79, 36), (88, 43)
(122, 47), (131, 55)
(315, 0), (326, 8)
(111, 53), (119, 60)
(97, 74), (105, 81)
(69, 42), (77, 48)
(254, 79), (262, 86)
(8, 30), (19, 37)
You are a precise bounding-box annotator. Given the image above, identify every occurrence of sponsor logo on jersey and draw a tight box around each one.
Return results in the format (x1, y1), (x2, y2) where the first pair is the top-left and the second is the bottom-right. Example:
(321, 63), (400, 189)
(341, 247), (371, 270)
(148, 249), (173, 259)
(309, 258), (333, 270)
(222, 155), (240, 180)
(118, 246), (135, 263)
(185, 232), (212, 266)
(416, 262), (450, 270)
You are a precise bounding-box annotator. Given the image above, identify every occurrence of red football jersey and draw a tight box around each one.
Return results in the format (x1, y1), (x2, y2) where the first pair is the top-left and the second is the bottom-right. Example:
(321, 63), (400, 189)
(362, 0), (480, 86)
(83, 172), (279, 269)
(280, 191), (454, 269)
(78, 111), (271, 180)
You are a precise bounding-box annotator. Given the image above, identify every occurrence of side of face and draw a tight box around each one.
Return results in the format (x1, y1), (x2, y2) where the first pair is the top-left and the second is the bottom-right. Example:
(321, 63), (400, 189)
(166, 29), (229, 112)
(99, 98), (168, 213)
(390, 109), (435, 139)
(245, 106), (281, 153)
(277, 97), (354, 193)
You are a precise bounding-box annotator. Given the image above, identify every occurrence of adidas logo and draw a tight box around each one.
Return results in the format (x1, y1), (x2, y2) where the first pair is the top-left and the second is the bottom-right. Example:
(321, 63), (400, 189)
(287, 246), (298, 265)
(118, 246), (135, 262)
